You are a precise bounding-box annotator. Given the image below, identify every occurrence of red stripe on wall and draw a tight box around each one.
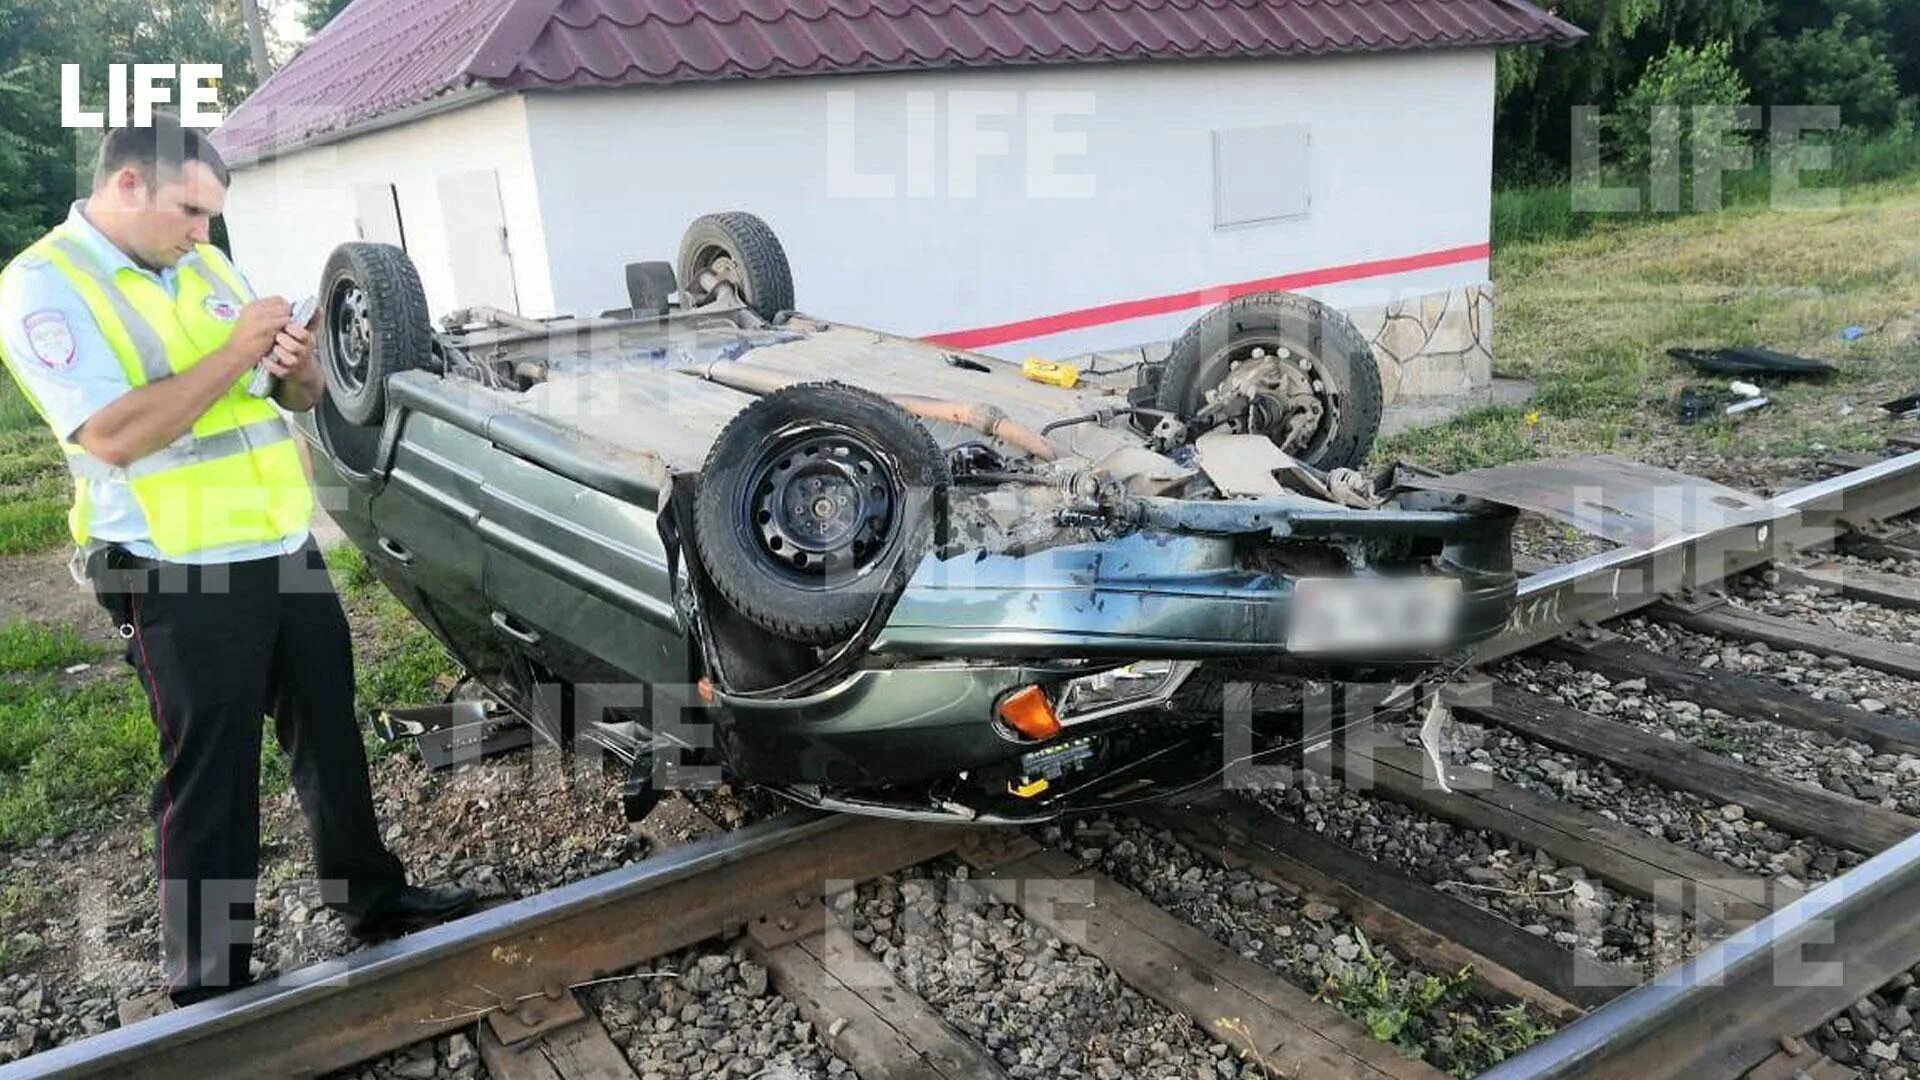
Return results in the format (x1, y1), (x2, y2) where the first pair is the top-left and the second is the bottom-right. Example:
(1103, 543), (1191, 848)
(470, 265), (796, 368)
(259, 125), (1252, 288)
(924, 243), (1492, 351)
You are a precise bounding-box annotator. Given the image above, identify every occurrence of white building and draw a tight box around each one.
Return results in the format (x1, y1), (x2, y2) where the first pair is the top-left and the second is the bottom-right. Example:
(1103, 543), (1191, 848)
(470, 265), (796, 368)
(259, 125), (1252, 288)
(215, 0), (1580, 402)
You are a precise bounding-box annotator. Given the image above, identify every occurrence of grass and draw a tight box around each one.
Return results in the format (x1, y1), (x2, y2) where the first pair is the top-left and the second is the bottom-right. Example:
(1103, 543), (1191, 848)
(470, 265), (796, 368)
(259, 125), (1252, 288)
(1379, 172), (1920, 474)
(0, 548), (460, 850)
(0, 881), (52, 967)
(0, 380), (68, 555)
(0, 619), (94, 674)
(1492, 126), (1920, 249)
(0, 649), (157, 848)
(326, 542), (457, 718)
(1314, 928), (1554, 1076)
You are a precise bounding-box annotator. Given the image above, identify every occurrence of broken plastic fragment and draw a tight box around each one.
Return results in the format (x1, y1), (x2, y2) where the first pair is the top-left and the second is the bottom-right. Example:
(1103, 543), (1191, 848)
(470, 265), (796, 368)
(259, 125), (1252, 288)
(1418, 692), (1453, 795)
(1668, 346), (1836, 379)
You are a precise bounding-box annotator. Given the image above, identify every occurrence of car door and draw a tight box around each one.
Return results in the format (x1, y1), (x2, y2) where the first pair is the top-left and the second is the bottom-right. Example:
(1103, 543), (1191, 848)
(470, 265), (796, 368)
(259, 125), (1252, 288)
(473, 424), (689, 701)
(368, 409), (504, 675)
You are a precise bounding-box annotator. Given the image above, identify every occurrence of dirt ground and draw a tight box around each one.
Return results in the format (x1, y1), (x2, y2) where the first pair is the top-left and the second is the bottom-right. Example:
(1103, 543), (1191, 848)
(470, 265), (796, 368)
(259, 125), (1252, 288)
(0, 552), (119, 650)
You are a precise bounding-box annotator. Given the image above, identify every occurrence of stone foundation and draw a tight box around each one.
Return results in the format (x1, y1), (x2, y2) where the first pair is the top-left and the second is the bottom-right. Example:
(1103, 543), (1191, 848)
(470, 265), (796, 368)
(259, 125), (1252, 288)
(1344, 283), (1494, 403)
(1069, 282), (1495, 406)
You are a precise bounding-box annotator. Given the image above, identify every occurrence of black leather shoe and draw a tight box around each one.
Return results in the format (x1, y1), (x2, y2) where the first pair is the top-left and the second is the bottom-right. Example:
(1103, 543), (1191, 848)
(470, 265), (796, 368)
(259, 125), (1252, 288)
(349, 884), (478, 939)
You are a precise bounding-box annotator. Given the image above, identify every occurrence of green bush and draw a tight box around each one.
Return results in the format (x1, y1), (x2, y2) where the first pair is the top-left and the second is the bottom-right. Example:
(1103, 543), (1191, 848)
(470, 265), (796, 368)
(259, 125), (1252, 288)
(1752, 18), (1904, 132)
(1610, 40), (1753, 175)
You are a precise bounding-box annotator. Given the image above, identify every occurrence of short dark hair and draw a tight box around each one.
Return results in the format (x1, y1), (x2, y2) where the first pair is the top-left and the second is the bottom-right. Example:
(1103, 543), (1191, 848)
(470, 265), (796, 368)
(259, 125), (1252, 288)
(93, 111), (231, 191)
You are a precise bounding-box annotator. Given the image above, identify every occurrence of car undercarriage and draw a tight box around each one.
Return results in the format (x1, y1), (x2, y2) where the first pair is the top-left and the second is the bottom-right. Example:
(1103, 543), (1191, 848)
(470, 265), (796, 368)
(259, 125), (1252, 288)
(299, 212), (1519, 823)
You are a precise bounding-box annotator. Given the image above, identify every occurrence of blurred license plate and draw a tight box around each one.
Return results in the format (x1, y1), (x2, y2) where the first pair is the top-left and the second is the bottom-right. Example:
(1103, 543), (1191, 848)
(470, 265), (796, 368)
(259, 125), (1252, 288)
(1286, 577), (1463, 654)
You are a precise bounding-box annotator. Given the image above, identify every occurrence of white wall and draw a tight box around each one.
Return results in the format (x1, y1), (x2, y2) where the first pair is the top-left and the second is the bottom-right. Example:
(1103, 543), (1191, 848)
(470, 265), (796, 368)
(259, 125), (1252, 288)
(523, 51), (1495, 358)
(218, 95), (556, 317)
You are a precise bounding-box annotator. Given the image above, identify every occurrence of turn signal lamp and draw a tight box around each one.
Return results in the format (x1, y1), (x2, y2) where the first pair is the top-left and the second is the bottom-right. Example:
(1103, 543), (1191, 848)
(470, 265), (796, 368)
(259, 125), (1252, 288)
(996, 685), (1061, 741)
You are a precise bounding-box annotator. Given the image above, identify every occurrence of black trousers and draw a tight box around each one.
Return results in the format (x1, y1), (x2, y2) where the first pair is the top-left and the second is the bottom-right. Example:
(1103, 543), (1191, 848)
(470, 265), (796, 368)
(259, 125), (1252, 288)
(91, 540), (406, 1005)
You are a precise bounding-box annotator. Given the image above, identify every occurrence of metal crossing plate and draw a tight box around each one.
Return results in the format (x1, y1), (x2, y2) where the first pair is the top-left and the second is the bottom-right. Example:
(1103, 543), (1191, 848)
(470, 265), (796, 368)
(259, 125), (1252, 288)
(1402, 454), (1776, 550)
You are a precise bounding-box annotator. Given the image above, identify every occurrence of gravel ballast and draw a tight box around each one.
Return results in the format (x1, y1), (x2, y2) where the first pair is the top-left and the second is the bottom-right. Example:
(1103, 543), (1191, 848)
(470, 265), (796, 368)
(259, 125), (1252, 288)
(1039, 813), (1558, 1076)
(1250, 775), (1705, 975)
(841, 860), (1255, 1079)
(0, 747), (658, 1064)
(589, 945), (851, 1080)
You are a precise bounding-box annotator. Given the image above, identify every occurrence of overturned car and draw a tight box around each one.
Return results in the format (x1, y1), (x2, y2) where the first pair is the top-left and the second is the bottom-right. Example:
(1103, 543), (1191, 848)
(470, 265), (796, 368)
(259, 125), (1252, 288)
(302, 212), (1516, 823)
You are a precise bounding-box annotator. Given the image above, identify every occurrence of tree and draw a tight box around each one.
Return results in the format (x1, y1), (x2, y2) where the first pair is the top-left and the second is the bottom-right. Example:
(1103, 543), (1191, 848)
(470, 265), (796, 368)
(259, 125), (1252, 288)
(1750, 18), (1903, 131)
(0, 0), (265, 262)
(0, 0), (76, 260)
(302, 0), (352, 36)
(1494, 0), (1914, 185)
(1610, 39), (1752, 183)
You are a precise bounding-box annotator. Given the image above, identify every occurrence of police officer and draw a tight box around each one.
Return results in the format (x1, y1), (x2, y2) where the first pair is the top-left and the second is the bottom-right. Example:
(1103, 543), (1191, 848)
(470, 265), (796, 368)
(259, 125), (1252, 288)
(0, 115), (474, 1007)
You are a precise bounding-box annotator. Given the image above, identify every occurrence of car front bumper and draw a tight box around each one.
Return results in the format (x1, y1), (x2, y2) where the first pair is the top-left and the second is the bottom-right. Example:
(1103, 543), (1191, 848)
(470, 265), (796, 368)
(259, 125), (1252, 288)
(715, 506), (1514, 792)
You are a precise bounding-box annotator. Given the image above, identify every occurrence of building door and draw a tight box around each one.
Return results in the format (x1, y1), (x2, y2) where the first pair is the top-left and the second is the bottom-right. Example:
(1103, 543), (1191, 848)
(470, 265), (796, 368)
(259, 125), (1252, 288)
(438, 169), (519, 313)
(352, 182), (405, 248)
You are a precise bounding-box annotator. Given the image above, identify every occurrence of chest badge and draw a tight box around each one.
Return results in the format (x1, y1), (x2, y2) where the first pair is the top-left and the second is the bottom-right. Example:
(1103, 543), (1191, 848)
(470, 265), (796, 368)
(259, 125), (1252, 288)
(203, 296), (241, 323)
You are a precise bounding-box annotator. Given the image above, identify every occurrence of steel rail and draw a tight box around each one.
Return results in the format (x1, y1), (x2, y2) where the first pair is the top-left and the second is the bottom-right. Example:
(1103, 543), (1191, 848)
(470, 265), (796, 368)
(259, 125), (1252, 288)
(1470, 448), (1920, 1078)
(1481, 826), (1920, 1080)
(1477, 449), (1920, 663)
(0, 811), (964, 1080)
(6, 454), (1917, 1080)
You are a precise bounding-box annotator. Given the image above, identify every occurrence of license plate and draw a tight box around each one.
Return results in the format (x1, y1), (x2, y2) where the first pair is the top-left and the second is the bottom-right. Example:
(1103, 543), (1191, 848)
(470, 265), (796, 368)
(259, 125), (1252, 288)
(1286, 577), (1463, 655)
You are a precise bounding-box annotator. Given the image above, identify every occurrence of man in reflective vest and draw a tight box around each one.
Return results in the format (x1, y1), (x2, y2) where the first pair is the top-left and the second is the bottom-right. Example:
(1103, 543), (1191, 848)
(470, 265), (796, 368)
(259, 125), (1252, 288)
(0, 115), (474, 1007)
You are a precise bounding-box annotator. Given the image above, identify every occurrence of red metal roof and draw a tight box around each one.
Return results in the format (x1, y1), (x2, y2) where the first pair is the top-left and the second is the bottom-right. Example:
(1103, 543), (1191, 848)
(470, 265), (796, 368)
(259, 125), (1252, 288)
(217, 0), (1583, 161)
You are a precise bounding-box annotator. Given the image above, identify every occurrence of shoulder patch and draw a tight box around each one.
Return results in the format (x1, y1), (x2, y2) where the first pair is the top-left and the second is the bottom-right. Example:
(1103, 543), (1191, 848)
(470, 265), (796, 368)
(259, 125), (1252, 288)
(22, 310), (75, 370)
(14, 253), (48, 270)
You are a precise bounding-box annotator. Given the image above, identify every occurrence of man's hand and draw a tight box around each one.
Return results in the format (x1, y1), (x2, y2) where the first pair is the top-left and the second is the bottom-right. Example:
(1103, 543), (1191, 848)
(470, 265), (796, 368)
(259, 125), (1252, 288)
(265, 321), (324, 412)
(230, 297), (291, 365)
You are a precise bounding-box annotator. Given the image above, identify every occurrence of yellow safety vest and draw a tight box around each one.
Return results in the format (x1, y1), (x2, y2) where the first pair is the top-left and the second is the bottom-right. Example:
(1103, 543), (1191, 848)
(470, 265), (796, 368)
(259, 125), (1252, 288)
(0, 227), (312, 557)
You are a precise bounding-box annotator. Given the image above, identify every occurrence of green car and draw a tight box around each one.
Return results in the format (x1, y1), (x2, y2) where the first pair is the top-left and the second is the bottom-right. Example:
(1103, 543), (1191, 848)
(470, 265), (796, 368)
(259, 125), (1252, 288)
(301, 212), (1516, 823)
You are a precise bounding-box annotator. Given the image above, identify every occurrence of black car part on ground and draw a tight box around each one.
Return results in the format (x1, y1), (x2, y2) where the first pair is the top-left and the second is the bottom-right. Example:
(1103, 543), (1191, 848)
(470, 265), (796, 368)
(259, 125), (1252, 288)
(1154, 291), (1385, 471)
(1884, 390), (1920, 418)
(1673, 385), (1735, 424)
(1668, 345), (1837, 379)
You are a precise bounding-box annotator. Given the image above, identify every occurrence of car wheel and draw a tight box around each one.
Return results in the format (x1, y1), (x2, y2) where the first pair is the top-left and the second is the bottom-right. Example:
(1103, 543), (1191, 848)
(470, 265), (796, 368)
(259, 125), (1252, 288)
(693, 383), (947, 645)
(320, 242), (432, 426)
(1155, 292), (1384, 471)
(677, 212), (795, 321)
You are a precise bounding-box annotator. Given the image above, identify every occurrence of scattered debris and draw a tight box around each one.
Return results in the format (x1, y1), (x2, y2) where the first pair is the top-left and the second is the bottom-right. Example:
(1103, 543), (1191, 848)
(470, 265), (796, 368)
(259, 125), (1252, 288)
(1669, 346), (1837, 379)
(1674, 386), (1730, 425)
(1883, 392), (1920, 420)
(1726, 380), (1772, 417)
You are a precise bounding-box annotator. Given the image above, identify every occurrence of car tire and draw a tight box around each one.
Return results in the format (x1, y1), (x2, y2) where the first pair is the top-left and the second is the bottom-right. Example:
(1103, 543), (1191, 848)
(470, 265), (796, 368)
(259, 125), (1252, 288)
(319, 242), (432, 427)
(1155, 292), (1384, 471)
(677, 212), (795, 321)
(693, 383), (947, 645)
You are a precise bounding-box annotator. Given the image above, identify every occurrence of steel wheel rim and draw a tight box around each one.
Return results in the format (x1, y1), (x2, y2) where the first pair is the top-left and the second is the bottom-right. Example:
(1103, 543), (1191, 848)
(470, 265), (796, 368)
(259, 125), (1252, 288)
(329, 281), (373, 393)
(739, 429), (899, 591)
(1210, 337), (1340, 460)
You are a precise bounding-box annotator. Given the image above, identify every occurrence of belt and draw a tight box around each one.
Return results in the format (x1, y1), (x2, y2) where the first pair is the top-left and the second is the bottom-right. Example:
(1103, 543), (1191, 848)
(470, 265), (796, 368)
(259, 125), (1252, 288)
(85, 544), (164, 580)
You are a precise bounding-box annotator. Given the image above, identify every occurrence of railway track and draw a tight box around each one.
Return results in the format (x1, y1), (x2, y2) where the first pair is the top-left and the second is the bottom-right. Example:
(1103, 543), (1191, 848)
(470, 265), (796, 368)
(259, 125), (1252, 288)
(5, 447), (1920, 1080)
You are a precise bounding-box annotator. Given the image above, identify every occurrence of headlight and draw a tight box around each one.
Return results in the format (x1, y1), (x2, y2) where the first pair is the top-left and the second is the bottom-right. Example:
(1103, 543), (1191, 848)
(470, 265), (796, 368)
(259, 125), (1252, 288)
(1056, 660), (1197, 726)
